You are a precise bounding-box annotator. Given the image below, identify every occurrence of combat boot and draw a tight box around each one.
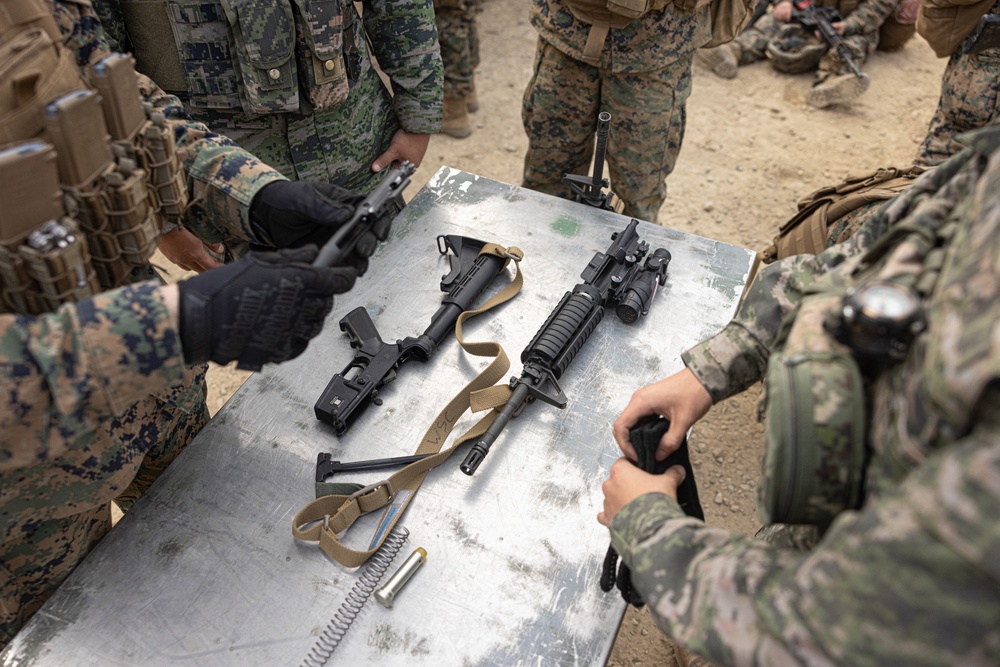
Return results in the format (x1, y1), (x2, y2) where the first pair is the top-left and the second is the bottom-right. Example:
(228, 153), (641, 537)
(442, 96), (472, 138)
(806, 72), (871, 109)
(696, 44), (740, 79)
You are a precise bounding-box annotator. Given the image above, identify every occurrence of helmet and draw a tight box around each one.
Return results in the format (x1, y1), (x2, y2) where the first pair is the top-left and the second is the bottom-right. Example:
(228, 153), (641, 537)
(766, 25), (827, 74)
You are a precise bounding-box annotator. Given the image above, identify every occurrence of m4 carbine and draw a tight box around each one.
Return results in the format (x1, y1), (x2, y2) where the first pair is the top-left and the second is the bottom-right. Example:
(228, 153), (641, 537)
(791, 1), (864, 78)
(315, 235), (517, 435)
(460, 219), (671, 475)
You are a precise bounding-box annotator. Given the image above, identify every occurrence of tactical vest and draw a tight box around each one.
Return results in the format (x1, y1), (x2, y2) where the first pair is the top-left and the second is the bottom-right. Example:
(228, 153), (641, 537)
(118, 0), (356, 117)
(0, 0), (187, 315)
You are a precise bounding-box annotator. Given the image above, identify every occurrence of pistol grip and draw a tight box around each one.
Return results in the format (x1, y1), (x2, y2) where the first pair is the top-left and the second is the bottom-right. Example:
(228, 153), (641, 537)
(340, 306), (382, 350)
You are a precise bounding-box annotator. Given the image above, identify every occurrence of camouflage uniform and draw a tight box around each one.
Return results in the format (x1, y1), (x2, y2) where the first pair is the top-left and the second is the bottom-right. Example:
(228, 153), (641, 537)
(733, 0), (897, 76)
(434, 0), (480, 100)
(609, 126), (1000, 665)
(96, 0), (443, 197)
(915, 0), (1000, 167)
(522, 0), (711, 223)
(0, 0), (287, 646)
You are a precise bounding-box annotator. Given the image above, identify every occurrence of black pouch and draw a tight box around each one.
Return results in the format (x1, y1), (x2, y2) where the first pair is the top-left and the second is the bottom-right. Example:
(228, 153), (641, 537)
(599, 416), (704, 607)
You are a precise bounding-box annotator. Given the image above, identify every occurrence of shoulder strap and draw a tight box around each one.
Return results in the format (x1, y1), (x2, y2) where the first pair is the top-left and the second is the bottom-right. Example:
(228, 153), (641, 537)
(292, 244), (524, 567)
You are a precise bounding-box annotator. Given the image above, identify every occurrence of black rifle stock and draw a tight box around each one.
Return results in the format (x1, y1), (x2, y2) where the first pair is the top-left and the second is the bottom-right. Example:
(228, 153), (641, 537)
(791, 1), (864, 78)
(315, 235), (513, 434)
(562, 111), (615, 211)
(312, 161), (415, 268)
(460, 219), (671, 475)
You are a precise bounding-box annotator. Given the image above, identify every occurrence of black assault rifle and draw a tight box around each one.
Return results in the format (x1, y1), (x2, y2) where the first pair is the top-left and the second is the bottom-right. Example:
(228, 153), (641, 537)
(460, 219), (671, 475)
(315, 235), (515, 434)
(791, 1), (863, 78)
(562, 111), (616, 211)
(312, 161), (415, 267)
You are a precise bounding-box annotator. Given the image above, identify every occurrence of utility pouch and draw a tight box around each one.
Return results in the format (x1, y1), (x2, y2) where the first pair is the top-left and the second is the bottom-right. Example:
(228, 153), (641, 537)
(44, 89), (115, 187)
(0, 140), (66, 314)
(758, 294), (867, 528)
(292, 0), (351, 111)
(103, 161), (159, 266)
(20, 218), (100, 309)
(136, 110), (188, 224)
(0, 141), (62, 246)
(219, 0), (299, 115)
(0, 28), (88, 145)
(605, 0), (669, 19)
(90, 53), (147, 142)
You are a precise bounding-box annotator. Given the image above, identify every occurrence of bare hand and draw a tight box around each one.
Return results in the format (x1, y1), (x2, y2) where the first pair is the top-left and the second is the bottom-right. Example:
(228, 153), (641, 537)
(613, 368), (713, 462)
(597, 458), (685, 526)
(832, 21), (846, 35)
(772, 1), (793, 22)
(157, 227), (224, 272)
(372, 129), (430, 173)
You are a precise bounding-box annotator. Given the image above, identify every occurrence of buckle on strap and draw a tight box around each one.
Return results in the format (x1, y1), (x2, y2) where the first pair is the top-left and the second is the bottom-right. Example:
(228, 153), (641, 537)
(348, 479), (394, 504)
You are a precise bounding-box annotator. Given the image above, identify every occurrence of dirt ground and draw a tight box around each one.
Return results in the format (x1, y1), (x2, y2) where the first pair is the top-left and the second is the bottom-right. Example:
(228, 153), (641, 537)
(155, 2), (948, 663)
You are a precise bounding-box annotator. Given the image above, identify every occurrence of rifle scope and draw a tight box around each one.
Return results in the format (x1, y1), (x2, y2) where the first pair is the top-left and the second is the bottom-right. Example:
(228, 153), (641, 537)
(616, 248), (671, 324)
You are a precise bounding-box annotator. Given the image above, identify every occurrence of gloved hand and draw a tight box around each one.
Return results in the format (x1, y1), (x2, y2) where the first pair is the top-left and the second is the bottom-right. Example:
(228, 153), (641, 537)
(249, 180), (394, 275)
(177, 245), (356, 371)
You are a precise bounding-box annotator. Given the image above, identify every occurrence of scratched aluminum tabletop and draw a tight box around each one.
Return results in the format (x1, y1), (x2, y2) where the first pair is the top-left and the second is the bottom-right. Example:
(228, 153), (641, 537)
(2, 168), (757, 667)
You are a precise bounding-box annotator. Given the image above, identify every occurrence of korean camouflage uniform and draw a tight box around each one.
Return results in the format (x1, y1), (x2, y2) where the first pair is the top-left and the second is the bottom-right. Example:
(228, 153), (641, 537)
(434, 0), (480, 101)
(610, 126), (1000, 666)
(734, 0), (898, 76)
(916, 0), (1000, 167)
(0, 0), (286, 646)
(96, 0), (442, 202)
(522, 0), (711, 223)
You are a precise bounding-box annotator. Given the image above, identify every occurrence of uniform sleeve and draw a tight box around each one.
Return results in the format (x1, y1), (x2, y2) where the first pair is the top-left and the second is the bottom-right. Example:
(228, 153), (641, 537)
(362, 0), (444, 134)
(0, 282), (186, 472)
(52, 0), (286, 247)
(609, 421), (1000, 667)
(679, 241), (862, 403)
(842, 0), (900, 37)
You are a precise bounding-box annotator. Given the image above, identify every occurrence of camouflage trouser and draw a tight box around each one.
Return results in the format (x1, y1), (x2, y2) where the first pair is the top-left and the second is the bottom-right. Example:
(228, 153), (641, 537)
(734, 14), (875, 76)
(434, 0), (480, 99)
(521, 39), (693, 223)
(915, 48), (1000, 168)
(0, 365), (209, 648)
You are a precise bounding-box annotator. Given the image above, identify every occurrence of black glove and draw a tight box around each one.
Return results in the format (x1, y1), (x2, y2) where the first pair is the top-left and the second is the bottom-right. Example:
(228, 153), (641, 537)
(177, 245), (356, 371)
(249, 180), (394, 275)
(600, 416), (704, 608)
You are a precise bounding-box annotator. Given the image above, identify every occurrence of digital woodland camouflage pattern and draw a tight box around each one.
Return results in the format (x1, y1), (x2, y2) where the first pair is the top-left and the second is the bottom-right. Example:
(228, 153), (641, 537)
(733, 0), (898, 76)
(916, 0), (1000, 168)
(522, 0), (710, 223)
(0, 0), (288, 645)
(100, 0), (442, 195)
(610, 127), (1000, 665)
(434, 0), (480, 100)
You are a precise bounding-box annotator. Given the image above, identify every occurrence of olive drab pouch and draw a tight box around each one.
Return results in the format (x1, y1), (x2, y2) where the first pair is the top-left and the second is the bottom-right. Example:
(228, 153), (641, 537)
(135, 109), (188, 224)
(291, 0), (351, 111)
(758, 294), (868, 528)
(218, 0), (299, 115)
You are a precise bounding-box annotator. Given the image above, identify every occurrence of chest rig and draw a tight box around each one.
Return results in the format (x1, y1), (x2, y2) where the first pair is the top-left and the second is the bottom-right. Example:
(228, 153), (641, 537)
(0, 1), (187, 316)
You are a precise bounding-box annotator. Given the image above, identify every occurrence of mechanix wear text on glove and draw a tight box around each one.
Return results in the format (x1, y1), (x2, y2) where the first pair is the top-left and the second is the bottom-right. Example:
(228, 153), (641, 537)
(177, 245), (355, 371)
